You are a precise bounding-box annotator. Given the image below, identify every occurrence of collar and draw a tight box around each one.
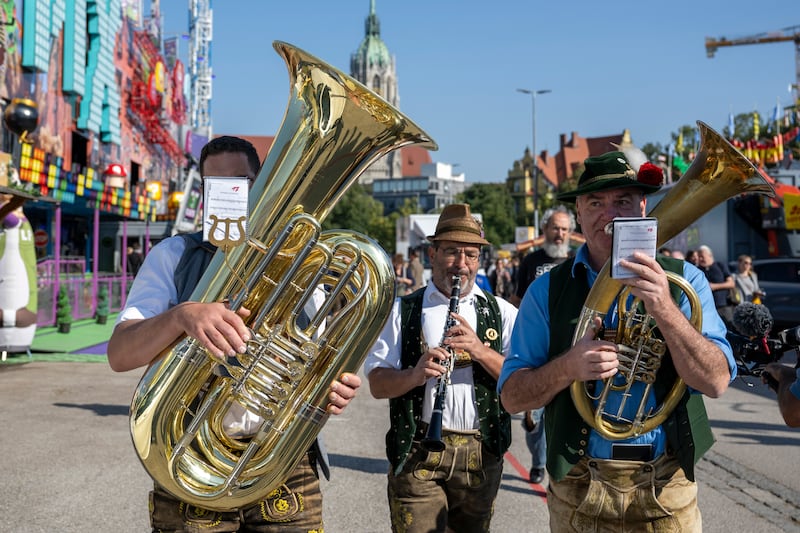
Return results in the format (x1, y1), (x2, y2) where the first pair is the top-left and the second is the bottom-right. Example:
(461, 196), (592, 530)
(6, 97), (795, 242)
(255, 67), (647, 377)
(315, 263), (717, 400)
(570, 244), (597, 278)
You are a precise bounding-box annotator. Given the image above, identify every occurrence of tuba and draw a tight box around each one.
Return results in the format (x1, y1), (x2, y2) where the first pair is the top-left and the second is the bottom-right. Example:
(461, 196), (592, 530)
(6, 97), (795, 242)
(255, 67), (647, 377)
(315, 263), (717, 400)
(570, 121), (774, 440)
(129, 41), (437, 510)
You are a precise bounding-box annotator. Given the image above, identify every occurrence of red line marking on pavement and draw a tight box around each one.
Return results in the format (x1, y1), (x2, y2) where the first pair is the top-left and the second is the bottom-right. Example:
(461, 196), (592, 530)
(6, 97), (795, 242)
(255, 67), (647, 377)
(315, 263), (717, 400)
(504, 451), (547, 503)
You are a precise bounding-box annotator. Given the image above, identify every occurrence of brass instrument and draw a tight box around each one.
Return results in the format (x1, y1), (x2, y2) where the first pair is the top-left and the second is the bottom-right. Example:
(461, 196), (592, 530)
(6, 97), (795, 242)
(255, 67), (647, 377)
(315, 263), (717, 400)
(421, 275), (461, 452)
(129, 41), (437, 510)
(570, 121), (774, 440)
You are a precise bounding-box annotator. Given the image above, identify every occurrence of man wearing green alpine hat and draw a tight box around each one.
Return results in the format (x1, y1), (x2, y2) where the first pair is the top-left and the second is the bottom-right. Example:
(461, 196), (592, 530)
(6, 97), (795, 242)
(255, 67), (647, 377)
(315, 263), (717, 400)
(498, 151), (735, 532)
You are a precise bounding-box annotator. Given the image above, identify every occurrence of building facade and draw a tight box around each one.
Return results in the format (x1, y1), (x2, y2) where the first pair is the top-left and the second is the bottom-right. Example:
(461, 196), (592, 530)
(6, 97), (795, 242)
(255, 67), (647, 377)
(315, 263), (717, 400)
(506, 129), (636, 224)
(0, 1), (196, 325)
(372, 162), (467, 214)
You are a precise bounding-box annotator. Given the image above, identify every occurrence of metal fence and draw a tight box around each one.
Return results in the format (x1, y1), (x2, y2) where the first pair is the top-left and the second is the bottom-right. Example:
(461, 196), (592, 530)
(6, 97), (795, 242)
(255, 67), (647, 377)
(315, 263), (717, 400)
(36, 257), (133, 327)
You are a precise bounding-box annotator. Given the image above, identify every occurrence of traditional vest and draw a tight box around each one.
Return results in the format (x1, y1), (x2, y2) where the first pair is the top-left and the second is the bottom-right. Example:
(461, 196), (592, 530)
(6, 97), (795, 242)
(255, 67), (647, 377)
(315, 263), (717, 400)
(545, 256), (715, 482)
(386, 287), (511, 474)
(174, 232), (217, 304)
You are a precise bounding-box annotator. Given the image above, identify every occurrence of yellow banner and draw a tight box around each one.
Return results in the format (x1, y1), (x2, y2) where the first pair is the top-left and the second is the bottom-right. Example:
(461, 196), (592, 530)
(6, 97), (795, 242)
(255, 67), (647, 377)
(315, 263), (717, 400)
(785, 193), (800, 230)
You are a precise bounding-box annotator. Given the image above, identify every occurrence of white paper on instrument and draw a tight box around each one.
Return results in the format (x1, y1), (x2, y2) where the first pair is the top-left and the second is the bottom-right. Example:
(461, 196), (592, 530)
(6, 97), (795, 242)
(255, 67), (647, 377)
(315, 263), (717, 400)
(202, 177), (249, 242)
(610, 217), (657, 279)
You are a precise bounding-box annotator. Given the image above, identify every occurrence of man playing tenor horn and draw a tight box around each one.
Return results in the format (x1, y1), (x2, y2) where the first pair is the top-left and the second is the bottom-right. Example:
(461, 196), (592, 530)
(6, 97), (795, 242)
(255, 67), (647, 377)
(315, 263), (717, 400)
(499, 152), (735, 532)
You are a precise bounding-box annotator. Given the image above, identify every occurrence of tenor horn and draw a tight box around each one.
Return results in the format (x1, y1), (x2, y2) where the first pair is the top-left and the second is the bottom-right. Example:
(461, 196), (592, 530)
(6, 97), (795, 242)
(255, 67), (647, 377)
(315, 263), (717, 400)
(129, 41), (437, 510)
(570, 121), (774, 440)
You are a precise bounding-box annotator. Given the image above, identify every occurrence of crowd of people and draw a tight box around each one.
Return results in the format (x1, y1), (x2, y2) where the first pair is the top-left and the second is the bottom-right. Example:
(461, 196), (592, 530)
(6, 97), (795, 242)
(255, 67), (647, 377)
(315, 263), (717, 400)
(105, 137), (797, 532)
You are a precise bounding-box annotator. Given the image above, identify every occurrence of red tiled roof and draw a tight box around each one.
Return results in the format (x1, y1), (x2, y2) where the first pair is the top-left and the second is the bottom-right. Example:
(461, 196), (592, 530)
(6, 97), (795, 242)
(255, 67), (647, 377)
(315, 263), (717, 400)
(401, 145), (432, 176)
(215, 134), (274, 163)
(539, 131), (625, 188)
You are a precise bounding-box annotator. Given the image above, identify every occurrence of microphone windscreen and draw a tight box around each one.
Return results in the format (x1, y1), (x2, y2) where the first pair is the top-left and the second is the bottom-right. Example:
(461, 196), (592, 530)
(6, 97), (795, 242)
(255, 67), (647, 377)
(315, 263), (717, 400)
(732, 302), (773, 338)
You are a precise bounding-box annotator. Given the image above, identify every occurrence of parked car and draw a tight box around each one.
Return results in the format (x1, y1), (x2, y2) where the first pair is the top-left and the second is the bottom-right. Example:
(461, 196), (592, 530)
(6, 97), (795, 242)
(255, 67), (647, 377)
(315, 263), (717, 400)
(729, 257), (800, 332)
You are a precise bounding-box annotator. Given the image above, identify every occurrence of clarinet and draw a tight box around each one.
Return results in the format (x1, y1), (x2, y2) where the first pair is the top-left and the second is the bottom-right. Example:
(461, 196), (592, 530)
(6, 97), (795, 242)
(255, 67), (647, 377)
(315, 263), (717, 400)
(420, 275), (461, 453)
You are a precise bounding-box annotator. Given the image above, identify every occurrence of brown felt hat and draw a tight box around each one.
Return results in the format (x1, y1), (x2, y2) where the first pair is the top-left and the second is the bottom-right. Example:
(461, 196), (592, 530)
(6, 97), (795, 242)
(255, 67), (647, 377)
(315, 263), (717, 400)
(427, 204), (489, 246)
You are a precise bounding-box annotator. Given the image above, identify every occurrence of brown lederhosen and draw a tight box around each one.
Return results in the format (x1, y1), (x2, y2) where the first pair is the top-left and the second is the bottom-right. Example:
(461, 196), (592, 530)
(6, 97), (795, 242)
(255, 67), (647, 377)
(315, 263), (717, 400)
(547, 454), (701, 533)
(149, 451), (323, 533)
(387, 423), (504, 533)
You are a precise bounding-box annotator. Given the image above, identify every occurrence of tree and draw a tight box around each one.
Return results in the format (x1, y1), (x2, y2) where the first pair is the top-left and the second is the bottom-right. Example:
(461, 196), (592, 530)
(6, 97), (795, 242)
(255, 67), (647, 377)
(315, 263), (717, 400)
(56, 285), (73, 333)
(323, 184), (396, 253)
(641, 142), (663, 162)
(96, 285), (109, 324)
(456, 183), (516, 247)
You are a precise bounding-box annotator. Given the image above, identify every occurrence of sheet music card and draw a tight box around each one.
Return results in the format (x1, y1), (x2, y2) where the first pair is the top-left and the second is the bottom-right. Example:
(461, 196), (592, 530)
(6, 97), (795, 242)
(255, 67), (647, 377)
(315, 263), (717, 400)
(610, 217), (657, 279)
(202, 177), (249, 244)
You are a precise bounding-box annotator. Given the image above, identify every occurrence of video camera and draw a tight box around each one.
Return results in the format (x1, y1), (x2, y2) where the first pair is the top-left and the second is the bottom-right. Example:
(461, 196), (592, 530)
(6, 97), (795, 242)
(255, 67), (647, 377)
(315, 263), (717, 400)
(727, 302), (800, 391)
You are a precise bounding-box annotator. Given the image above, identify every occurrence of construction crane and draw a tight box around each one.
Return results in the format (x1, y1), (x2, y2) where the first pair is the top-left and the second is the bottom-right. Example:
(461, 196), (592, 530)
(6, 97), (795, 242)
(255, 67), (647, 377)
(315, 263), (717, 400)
(705, 25), (800, 96)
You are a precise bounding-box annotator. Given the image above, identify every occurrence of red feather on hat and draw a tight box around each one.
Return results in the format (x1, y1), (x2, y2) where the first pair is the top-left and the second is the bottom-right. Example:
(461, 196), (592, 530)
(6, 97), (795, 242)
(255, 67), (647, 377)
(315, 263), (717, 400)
(637, 162), (663, 186)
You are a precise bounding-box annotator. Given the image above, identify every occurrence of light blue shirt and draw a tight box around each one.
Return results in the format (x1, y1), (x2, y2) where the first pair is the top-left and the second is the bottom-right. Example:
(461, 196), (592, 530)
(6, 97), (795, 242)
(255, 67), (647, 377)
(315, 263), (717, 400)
(790, 368), (800, 400)
(498, 245), (735, 459)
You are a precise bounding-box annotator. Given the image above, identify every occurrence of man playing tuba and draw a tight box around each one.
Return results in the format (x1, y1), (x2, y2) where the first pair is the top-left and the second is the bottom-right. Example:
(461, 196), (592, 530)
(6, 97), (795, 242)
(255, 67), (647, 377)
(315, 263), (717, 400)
(108, 137), (360, 532)
(499, 151), (735, 532)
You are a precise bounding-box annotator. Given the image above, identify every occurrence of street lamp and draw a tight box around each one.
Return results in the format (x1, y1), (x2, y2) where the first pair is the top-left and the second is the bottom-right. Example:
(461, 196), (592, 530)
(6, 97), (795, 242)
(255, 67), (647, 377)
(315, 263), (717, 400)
(517, 88), (551, 233)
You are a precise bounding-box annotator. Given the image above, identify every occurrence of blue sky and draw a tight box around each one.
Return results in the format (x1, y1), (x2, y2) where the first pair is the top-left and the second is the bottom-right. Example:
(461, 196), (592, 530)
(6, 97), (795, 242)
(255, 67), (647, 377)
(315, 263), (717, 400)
(155, 1), (798, 183)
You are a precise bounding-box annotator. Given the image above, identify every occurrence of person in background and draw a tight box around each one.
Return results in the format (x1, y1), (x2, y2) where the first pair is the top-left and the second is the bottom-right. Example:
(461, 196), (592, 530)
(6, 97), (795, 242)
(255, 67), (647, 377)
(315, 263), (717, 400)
(393, 252), (415, 296)
(365, 203), (518, 533)
(511, 205), (575, 307)
(499, 152), (734, 532)
(696, 244), (736, 326)
(763, 361), (800, 427)
(671, 249), (686, 261)
(408, 247), (425, 290)
(489, 257), (512, 299)
(507, 254), (520, 300)
(658, 246), (672, 257)
(510, 204), (576, 485)
(733, 254), (764, 304)
(107, 136), (359, 532)
(685, 249), (699, 266)
(126, 241), (144, 276)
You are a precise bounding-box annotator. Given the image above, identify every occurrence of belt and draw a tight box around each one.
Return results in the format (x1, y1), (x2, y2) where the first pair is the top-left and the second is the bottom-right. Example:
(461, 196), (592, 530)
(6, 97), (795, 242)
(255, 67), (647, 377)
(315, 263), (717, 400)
(416, 421), (480, 439)
(610, 443), (654, 462)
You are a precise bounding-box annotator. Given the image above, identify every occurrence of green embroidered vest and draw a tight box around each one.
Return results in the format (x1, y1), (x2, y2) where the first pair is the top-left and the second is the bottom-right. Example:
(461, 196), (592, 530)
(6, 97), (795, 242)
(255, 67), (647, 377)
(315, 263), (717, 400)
(385, 287), (511, 473)
(545, 256), (715, 482)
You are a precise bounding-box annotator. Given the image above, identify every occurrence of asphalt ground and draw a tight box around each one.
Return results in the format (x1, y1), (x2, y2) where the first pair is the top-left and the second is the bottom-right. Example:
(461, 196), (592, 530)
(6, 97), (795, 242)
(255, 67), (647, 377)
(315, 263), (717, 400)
(1, 322), (798, 532)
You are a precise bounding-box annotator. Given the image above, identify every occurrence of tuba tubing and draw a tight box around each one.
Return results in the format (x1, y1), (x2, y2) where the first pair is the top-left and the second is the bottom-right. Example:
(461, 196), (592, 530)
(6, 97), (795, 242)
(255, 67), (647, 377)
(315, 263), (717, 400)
(129, 41), (437, 510)
(569, 121), (775, 440)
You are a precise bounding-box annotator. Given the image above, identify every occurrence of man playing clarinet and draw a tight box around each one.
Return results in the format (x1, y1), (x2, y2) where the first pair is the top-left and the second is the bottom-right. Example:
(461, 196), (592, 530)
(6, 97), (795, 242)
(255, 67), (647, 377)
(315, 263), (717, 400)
(365, 203), (518, 533)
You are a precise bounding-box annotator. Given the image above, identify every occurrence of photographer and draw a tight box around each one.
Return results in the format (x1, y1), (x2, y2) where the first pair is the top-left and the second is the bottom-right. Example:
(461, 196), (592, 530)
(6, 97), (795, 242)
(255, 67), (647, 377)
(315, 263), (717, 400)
(763, 363), (800, 427)
(728, 302), (800, 427)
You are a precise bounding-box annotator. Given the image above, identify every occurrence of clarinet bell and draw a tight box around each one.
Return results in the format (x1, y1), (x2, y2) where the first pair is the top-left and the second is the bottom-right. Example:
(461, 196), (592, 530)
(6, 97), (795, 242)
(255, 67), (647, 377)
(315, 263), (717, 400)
(420, 411), (446, 452)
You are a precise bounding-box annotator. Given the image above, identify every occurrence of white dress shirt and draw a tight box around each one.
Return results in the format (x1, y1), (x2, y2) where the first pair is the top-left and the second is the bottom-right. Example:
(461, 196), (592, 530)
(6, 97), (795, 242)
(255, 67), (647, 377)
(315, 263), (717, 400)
(365, 282), (517, 431)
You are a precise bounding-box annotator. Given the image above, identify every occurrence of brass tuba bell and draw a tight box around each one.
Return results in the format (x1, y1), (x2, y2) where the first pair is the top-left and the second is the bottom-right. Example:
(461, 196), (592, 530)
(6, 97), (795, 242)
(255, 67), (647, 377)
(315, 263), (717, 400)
(570, 121), (774, 440)
(129, 41), (437, 510)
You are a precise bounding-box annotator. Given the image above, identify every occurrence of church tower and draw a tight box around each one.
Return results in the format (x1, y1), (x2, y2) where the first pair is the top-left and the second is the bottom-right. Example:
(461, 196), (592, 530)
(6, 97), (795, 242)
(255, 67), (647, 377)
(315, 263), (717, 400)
(351, 0), (402, 184)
